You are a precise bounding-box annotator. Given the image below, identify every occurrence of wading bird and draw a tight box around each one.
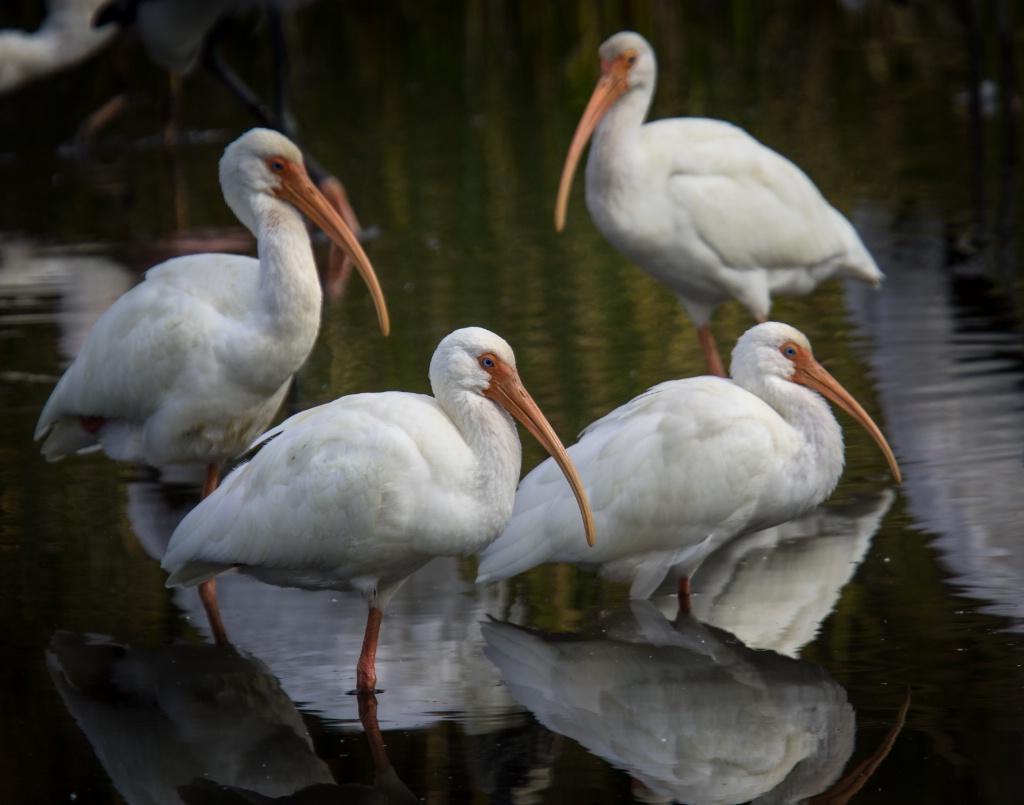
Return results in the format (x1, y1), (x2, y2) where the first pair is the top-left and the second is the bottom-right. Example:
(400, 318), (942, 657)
(555, 31), (883, 376)
(476, 322), (900, 605)
(35, 128), (389, 641)
(162, 327), (595, 693)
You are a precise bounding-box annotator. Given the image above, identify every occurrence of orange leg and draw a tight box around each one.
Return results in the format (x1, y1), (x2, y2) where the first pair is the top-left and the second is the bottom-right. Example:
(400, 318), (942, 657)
(197, 463), (229, 647)
(356, 606), (384, 693)
(697, 323), (726, 378)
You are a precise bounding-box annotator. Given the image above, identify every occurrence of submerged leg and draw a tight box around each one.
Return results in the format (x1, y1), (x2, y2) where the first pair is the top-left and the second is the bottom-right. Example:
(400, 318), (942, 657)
(198, 463), (229, 646)
(697, 323), (726, 378)
(356, 607), (384, 694)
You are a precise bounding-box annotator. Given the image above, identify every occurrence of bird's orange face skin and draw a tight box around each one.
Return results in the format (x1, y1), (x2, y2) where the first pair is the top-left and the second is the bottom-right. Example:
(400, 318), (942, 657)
(266, 153), (391, 337)
(479, 354), (596, 547)
(784, 342), (902, 484)
(554, 49), (637, 232)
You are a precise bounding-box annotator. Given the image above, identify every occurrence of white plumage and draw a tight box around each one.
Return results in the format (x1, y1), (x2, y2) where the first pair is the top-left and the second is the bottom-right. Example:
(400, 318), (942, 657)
(555, 31), (884, 376)
(476, 322), (900, 600)
(0, 0), (116, 95)
(481, 602), (856, 804)
(34, 127), (388, 479)
(162, 326), (594, 692)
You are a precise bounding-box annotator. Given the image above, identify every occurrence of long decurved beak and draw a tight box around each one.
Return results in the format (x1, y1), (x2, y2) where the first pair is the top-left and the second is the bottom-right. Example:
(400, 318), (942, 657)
(555, 57), (630, 232)
(793, 357), (902, 484)
(278, 167), (390, 336)
(485, 369), (596, 547)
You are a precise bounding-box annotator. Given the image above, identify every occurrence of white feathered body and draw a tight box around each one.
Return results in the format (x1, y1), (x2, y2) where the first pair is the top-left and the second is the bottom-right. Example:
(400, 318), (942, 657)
(34, 132), (327, 470)
(477, 371), (845, 599)
(582, 32), (882, 327)
(163, 376), (524, 609)
(35, 249), (321, 467)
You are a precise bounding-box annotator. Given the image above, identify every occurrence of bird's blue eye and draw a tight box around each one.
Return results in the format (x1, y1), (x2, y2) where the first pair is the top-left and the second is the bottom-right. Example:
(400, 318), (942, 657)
(269, 159), (285, 172)
(481, 356), (496, 368)
(783, 345), (797, 357)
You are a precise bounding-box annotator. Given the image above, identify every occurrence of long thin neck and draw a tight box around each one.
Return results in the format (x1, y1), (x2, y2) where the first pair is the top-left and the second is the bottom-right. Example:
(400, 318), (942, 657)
(252, 198), (323, 330)
(589, 83), (653, 170)
(447, 392), (523, 523)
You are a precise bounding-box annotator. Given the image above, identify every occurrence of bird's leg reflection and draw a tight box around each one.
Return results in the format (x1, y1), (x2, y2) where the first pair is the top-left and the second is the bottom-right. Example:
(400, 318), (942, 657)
(357, 693), (389, 773)
(677, 575), (693, 615)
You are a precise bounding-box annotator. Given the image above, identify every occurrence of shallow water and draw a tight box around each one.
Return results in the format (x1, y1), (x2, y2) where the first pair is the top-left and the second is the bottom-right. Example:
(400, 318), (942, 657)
(2, 2), (1023, 803)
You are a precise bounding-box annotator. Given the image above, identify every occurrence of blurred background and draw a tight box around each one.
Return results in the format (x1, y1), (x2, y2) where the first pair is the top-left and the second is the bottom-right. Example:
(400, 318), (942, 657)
(1, 1), (1022, 802)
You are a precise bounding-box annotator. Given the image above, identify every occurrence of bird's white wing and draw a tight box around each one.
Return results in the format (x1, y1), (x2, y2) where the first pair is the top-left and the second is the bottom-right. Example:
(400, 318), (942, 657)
(477, 378), (787, 583)
(653, 118), (861, 275)
(162, 392), (479, 586)
(35, 254), (261, 458)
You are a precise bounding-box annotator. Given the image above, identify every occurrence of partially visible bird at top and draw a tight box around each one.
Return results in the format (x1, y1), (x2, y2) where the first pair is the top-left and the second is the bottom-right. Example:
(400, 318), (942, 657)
(476, 321), (900, 608)
(87, 0), (360, 296)
(0, 0), (117, 95)
(555, 31), (884, 377)
(161, 326), (596, 694)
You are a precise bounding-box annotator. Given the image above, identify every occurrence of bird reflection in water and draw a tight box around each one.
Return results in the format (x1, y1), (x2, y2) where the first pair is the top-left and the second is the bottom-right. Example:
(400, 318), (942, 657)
(681, 490), (895, 657)
(46, 632), (417, 804)
(482, 602), (907, 805)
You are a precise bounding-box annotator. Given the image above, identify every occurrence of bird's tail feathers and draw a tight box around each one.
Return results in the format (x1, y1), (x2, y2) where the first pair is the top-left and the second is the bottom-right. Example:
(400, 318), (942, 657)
(36, 417), (101, 461)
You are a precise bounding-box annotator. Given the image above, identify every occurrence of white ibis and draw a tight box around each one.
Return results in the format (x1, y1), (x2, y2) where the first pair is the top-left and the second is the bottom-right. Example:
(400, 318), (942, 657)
(555, 31), (884, 377)
(161, 327), (595, 693)
(476, 322), (900, 603)
(34, 127), (388, 642)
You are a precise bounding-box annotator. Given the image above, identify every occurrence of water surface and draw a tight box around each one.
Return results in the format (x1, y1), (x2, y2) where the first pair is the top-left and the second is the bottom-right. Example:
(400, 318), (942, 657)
(2, 2), (1023, 803)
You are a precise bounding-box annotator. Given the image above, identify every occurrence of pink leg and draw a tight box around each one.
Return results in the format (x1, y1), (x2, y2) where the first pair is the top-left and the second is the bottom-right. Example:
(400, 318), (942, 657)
(356, 606), (384, 693)
(697, 324), (726, 378)
(316, 176), (361, 299)
(198, 580), (230, 647)
(198, 463), (229, 647)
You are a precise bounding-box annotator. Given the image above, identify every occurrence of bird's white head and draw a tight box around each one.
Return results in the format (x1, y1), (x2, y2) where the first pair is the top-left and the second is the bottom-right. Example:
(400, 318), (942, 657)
(219, 128), (306, 232)
(732, 322), (902, 484)
(429, 327), (597, 547)
(429, 327), (517, 400)
(597, 31), (657, 95)
(730, 322), (812, 386)
(217, 128), (390, 335)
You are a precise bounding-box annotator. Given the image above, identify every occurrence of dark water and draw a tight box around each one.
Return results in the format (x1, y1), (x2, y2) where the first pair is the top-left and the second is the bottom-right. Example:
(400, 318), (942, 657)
(2, 2), (1023, 803)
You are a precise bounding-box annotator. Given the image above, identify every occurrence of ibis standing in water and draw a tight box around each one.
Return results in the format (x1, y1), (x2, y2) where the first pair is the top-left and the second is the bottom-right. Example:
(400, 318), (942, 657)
(161, 327), (596, 694)
(555, 31), (884, 376)
(476, 322), (900, 605)
(34, 128), (390, 641)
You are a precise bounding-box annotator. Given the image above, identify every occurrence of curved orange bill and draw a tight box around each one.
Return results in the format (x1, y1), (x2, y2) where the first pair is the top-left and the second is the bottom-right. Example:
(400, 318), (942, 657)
(555, 56), (631, 232)
(276, 165), (390, 336)
(484, 368), (596, 547)
(793, 357), (902, 484)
